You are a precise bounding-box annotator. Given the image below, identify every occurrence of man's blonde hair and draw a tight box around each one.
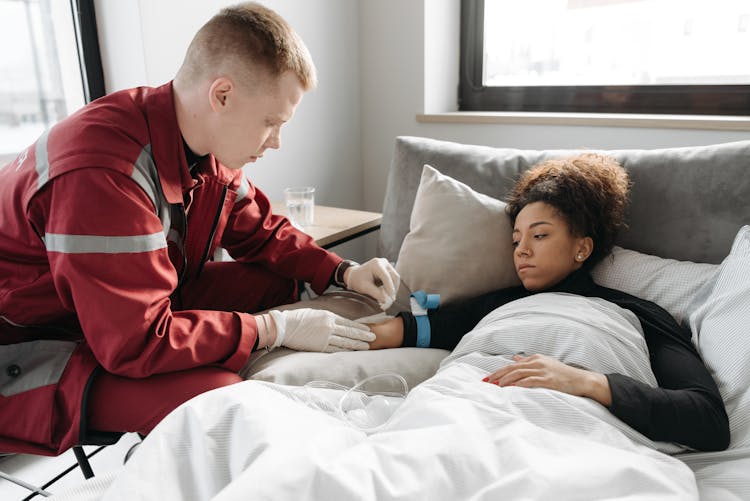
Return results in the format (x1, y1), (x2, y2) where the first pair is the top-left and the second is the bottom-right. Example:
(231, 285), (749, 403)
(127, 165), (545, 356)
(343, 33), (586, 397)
(177, 2), (316, 90)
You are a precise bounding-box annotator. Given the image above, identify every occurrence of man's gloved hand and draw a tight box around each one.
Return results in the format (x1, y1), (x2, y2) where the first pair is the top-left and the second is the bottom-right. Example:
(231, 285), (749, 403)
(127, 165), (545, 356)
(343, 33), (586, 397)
(265, 308), (374, 353)
(344, 258), (400, 310)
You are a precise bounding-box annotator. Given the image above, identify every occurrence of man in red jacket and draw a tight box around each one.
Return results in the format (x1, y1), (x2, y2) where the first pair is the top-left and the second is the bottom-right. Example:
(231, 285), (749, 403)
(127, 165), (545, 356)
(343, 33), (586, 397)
(0, 2), (397, 455)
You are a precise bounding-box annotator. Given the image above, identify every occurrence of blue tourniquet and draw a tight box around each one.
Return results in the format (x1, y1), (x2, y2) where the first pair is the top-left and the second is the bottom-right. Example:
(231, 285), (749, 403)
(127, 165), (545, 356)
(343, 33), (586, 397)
(410, 290), (440, 348)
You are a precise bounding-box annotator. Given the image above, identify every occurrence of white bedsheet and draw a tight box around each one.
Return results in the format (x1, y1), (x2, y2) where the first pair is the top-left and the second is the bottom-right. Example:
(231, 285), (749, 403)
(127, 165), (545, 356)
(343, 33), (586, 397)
(678, 448), (750, 501)
(54, 362), (695, 501)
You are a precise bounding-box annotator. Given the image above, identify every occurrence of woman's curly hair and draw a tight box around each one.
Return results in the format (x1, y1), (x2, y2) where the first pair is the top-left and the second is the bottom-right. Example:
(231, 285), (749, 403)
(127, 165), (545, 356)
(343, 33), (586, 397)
(505, 153), (630, 268)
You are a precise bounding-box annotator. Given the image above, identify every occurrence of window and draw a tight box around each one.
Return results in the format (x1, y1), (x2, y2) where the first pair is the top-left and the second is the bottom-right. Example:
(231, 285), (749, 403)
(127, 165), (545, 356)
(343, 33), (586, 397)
(0, 0), (103, 161)
(460, 0), (750, 115)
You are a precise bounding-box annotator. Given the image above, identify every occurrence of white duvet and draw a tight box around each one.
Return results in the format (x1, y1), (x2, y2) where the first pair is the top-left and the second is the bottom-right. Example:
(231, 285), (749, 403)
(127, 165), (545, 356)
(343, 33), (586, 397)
(76, 294), (700, 500)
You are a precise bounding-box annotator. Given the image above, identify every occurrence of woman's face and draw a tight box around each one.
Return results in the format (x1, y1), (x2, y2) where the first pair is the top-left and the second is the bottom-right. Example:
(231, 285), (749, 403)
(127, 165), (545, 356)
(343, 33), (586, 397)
(512, 202), (592, 291)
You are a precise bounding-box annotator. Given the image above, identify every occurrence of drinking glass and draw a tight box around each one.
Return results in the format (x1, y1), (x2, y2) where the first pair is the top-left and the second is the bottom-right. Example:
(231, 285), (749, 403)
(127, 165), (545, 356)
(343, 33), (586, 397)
(283, 186), (315, 229)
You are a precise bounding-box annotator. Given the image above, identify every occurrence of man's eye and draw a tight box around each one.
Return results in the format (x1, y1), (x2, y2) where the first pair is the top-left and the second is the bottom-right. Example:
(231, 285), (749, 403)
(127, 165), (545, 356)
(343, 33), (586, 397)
(511, 241), (519, 248)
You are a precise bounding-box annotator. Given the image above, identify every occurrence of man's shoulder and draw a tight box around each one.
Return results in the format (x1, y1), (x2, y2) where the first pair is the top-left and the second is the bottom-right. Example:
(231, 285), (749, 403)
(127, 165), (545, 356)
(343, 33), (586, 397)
(48, 87), (157, 167)
(52, 88), (145, 140)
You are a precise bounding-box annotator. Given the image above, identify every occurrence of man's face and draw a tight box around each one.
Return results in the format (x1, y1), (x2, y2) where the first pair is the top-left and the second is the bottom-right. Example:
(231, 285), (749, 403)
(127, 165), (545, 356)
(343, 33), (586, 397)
(209, 70), (304, 170)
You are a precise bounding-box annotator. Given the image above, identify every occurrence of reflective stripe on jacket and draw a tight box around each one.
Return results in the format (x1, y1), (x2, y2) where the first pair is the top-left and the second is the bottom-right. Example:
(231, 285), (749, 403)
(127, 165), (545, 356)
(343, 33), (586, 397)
(0, 82), (340, 454)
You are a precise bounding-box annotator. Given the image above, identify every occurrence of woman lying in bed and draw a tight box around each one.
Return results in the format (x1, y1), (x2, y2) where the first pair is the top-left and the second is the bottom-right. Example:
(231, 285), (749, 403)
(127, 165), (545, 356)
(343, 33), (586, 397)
(367, 153), (729, 452)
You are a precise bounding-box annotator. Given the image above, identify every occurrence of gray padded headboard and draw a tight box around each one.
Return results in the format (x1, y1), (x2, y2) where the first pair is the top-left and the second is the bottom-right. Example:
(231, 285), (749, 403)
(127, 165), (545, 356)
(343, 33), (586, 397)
(379, 136), (750, 265)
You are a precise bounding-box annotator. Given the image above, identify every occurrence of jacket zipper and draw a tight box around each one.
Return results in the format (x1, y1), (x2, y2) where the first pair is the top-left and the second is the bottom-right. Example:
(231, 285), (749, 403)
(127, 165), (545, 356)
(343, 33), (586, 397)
(196, 184), (228, 278)
(170, 205), (189, 308)
(176, 205), (188, 288)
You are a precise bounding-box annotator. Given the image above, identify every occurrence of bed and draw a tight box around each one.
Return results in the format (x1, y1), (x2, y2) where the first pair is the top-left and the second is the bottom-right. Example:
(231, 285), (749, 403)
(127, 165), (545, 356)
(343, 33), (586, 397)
(51, 137), (750, 500)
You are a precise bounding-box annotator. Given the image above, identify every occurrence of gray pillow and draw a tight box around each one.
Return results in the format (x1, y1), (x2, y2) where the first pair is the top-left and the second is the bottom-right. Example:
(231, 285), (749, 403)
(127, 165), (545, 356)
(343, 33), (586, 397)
(395, 164), (520, 305)
(244, 346), (448, 392)
(241, 291), (449, 389)
(381, 137), (750, 266)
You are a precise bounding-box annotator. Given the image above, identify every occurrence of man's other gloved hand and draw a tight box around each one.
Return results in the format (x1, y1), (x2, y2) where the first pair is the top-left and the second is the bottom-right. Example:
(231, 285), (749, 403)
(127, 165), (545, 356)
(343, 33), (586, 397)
(265, 308), (374, 353)
(345, 258), (400, 310)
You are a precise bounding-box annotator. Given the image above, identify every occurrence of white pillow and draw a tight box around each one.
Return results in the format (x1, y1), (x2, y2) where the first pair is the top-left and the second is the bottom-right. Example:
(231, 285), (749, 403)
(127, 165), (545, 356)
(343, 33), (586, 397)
(395, 165), (520, 305)
(591, 246), (718, 325)
(688, 225), (750, 448)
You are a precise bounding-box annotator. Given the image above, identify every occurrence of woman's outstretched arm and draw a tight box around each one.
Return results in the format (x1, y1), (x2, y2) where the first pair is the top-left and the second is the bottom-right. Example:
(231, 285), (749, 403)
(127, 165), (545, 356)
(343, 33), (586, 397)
(369, 285), (528, 350)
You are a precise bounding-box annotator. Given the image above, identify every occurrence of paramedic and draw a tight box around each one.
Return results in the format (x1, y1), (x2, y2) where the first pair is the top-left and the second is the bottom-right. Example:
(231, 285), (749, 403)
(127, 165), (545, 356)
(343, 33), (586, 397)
(0, 2), (397, 456)
(368, 154), (729, 452)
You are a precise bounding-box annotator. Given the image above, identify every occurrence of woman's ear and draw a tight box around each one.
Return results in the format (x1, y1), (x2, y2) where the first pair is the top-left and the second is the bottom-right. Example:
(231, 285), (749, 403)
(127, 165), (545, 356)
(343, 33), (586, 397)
(575, 236), (594, 262)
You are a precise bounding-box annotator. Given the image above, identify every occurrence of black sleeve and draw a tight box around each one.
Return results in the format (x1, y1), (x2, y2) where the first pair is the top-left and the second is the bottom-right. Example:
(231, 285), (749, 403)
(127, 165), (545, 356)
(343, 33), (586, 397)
(400, 286), (527, 350)
(605, 298), (730, 452)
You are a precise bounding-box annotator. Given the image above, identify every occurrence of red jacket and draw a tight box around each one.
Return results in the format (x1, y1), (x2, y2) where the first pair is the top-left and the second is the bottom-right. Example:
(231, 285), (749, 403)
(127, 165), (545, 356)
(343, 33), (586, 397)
(0, 82), (340, 454)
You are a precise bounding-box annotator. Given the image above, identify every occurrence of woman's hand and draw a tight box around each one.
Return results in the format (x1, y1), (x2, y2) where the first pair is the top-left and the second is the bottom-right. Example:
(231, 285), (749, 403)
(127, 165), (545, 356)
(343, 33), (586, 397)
(484, 353), (612, 406)
(367, 317), (404, 350)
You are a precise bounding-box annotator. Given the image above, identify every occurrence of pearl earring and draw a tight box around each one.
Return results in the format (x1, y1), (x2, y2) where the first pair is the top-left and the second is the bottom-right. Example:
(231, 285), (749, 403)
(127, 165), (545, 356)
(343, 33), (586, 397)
(577, 254), (584, 261)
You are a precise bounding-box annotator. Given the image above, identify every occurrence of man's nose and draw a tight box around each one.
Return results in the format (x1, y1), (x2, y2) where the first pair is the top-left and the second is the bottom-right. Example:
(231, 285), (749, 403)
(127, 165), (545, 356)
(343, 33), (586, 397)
(265, 130), (281, 150)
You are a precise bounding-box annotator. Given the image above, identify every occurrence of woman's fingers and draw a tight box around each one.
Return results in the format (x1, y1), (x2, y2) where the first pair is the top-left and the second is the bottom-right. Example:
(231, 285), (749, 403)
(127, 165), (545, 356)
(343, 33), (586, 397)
(482, 354), (594, 398)
(483, 354), (558, 387)
(498, 368), (541, 386)
(483, 354), (538, 383)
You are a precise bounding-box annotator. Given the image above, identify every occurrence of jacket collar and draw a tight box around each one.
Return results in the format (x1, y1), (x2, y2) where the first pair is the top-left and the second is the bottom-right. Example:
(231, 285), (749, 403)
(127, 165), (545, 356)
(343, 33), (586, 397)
(144, 82), (240, 200)
(143, 82), (196, 204)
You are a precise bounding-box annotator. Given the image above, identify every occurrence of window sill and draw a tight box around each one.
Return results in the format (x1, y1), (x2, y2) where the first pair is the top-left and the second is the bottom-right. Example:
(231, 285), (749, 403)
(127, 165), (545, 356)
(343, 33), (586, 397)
(416, 112), (750, 131)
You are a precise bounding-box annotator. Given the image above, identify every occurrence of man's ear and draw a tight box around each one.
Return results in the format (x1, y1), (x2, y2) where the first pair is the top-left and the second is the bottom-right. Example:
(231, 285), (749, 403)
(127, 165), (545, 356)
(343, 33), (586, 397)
(208, 77), (233, 113)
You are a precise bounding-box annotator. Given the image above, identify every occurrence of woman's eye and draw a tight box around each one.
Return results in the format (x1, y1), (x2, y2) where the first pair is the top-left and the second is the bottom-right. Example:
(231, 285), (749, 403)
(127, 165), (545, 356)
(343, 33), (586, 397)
(511, 241), (519, 248)
(533, 234), (547, 239)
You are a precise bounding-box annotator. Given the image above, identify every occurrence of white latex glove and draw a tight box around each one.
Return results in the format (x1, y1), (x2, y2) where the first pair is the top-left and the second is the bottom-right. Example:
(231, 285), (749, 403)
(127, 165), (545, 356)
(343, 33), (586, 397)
(344, 257), (400, 310)
(265, 308), (374, 353)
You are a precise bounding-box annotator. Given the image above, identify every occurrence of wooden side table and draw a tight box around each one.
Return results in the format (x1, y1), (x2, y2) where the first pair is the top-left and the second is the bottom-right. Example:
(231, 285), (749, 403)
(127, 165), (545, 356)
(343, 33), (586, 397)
(271, 202), (382, 249)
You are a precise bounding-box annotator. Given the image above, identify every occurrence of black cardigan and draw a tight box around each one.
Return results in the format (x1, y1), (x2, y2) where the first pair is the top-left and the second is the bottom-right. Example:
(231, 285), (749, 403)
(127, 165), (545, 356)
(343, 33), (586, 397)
(399, 269), (730, 452)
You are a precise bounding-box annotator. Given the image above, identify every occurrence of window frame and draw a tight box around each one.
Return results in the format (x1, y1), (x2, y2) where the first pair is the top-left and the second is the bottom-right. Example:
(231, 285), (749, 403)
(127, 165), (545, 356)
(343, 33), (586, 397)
(459, 0), (750, 116)
(70, 0), (104, 103)
(0, 0), (104, 163)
